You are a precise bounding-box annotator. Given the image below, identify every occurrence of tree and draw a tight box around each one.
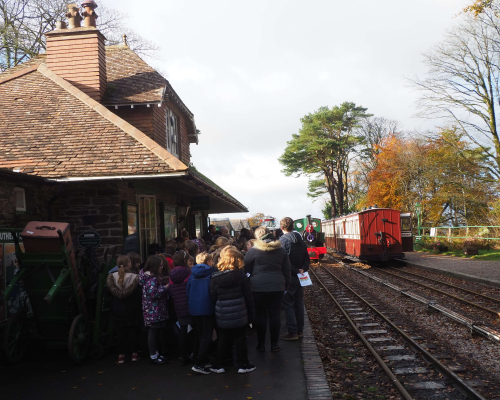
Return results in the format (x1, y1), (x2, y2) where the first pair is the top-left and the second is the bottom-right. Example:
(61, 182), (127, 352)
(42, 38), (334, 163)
(279, 102), (371, 217)
(0, 0), (158, 72)
(410, 10), (500, 179)
(463, 0), (495, 16)
(366, 130), (498, 226)
(247, 213), (264, 228)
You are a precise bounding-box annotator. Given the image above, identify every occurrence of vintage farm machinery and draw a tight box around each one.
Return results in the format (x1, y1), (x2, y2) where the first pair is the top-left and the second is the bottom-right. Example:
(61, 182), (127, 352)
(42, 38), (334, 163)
(1, 222), (117, 363)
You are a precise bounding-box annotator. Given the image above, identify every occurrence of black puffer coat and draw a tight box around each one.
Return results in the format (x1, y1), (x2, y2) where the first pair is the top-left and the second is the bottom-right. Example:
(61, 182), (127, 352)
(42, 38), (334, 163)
(210, 269), (255, 329)
(243, 238), (291, 292)
(107, 272), (142, 323)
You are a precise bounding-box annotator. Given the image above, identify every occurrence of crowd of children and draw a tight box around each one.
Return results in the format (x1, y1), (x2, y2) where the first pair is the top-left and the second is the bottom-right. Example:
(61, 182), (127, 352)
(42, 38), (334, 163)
(107, 227), (259, 374)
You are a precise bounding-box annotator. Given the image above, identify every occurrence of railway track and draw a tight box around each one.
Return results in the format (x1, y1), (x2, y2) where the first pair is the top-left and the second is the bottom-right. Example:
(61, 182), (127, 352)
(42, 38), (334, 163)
(343, 264), (500, 345)
(379, 267), (500, 318)
(310, 264), (487, 400)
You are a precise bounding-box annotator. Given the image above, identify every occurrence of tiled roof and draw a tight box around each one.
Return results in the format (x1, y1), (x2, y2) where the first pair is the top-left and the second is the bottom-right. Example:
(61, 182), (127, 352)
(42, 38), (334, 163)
(211, 219), (234, 230)
(1, 47), (194, 118)
(0, 64), (187, 177)
(241, 219), (251, 229)
(104, 45), (193, 118)
(230, 219), (243, 231)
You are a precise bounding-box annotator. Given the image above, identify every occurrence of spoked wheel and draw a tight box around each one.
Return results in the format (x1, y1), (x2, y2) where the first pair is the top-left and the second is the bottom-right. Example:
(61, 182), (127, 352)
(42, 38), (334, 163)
(3, 313), (27, 363)
(68, 314), (89, 364)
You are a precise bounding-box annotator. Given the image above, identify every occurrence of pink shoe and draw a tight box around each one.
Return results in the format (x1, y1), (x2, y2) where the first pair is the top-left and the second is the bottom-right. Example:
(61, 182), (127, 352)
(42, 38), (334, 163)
(132, 352), (140, 362)
(118, 354), (126, 364)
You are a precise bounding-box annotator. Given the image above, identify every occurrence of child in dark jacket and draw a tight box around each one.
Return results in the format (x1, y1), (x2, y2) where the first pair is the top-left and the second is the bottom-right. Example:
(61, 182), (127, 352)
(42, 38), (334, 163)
(107, 255), (142, 364)
(169, 251), (192, 365)
(210, 246), (256, 374)
(187, 252), (218, 375)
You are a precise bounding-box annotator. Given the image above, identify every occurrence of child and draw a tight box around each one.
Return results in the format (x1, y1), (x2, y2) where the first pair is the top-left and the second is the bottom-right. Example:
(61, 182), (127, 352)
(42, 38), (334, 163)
(209, 246), (256, 374)
(139, 255), (169, 365)
(182, 240), (200, 258)
(187, 252), (218, 374)
(169, 251), (193, 365)
(107, 255), (142, 363)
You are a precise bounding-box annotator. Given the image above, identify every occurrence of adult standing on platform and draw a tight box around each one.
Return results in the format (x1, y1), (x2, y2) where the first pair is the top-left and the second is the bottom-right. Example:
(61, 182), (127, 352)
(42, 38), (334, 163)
(279, 217), (310, 341)
(203, 225), (216, 243)
(244, 226), (291, 353)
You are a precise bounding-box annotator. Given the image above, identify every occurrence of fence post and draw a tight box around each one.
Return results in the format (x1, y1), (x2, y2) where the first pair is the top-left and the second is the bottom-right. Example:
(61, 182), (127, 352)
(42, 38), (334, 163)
(448, 228), (451, 243)
(466, 226), (469, 237)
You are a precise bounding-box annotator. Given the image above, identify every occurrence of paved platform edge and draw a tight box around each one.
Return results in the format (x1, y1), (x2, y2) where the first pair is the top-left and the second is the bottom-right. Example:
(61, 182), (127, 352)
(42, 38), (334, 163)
(301, 309), (333, 400)
(399, 260), (500, 289)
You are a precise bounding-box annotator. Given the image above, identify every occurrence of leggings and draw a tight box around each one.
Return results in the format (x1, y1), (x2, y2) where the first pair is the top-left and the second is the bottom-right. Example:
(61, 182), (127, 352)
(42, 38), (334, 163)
(148, 327), (160, 356)
(253, 291), (284, 345)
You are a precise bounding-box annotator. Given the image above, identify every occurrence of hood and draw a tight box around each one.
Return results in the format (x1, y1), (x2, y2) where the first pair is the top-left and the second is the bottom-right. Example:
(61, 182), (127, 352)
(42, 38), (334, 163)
(191, 264), (216, 278)
(281, 231), (300, 244)
(253, 239), (282, 252)
(212, 269), (243, 287)
(170, 266), (191, 284)
(139, 269), (156, 285)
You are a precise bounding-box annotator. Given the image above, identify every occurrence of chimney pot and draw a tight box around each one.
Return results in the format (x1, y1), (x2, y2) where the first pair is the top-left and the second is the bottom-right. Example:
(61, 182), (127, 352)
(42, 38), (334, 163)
(66, 4), (82, 29)
(82, 0), (98, 28)
(56, 20), (67, 30)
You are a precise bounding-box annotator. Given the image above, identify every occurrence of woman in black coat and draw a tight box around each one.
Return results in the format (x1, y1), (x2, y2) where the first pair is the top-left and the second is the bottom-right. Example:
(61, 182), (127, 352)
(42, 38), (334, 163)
(244, 226), (291, 353)
(210, 246), (256, 374)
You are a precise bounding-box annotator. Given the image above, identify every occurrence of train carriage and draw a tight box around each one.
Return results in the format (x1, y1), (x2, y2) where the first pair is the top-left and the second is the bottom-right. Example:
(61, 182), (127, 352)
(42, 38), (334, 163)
(323, 208), (413, 262)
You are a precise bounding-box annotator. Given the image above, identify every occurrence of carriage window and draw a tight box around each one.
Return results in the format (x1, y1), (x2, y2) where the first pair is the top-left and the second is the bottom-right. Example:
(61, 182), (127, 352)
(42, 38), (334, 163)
(401, 217), (411, 231)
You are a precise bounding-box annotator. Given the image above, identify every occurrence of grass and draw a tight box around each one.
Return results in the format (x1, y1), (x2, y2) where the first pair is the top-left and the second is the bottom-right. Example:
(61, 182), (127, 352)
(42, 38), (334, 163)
(415, 247), (500, 261)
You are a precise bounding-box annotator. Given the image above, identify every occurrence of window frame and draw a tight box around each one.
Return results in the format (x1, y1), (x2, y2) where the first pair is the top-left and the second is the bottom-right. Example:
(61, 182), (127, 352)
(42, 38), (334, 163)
(138, 195), (157, 259)
(165, 108), (179, 157)
(14, 187), (26, 212)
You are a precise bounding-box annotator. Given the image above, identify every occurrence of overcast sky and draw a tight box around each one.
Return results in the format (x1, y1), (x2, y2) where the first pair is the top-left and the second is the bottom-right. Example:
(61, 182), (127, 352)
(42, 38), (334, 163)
(106, 0), (470, 223)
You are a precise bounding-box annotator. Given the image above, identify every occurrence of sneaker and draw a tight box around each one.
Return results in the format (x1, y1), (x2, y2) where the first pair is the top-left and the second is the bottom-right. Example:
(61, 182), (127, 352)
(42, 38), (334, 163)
(192, 365), (211, 374)
(297, 332), (304, 338)
(238, 363), (256, 374)
(118, 354), (126, 364)
(149, 355), (167, 365)
(256, 343), (265, 352)
(209, 366), (226, 374)
(131, 352), (140, 362)
(271, 343), (281, 353)
(281, 332), (299, 341)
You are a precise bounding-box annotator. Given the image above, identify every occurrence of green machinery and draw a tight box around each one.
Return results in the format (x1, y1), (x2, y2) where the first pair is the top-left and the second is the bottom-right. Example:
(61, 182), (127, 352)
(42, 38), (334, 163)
(1, 226), (117, 364)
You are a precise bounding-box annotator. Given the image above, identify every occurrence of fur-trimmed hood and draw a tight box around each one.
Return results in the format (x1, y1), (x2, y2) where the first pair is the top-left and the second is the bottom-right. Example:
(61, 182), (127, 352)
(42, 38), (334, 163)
(107, 272), (139, 299)
(253, 239), (282, 252)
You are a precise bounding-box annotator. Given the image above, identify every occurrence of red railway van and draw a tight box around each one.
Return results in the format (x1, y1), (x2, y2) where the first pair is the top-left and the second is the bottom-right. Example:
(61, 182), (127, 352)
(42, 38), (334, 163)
(323, 208), (413, 262)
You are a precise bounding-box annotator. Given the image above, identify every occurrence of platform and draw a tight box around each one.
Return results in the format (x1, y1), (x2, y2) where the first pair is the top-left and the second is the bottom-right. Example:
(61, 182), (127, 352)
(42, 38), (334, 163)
(400, 252), (500, 288)
(0, 311), (332, 400)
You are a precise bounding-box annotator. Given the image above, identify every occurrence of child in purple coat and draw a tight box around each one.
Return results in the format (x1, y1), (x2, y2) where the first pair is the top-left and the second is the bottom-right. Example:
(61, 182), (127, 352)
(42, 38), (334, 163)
(168, 251), (192, 365)
(139, 255), (169, 365)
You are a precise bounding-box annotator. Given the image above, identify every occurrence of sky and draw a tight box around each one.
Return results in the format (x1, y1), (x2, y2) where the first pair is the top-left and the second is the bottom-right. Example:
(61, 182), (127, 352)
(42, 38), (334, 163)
(105, 0), (470, 223)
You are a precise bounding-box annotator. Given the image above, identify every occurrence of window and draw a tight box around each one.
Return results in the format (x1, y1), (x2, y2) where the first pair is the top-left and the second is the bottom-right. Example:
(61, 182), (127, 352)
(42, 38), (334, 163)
(195, 214), (202, 238)
(139, 196), (157, 258)
(127, 203), (138, 235)
(166, 109), (179, 157)
(163, 206), (177, 241)
(14, 187), (26, 212)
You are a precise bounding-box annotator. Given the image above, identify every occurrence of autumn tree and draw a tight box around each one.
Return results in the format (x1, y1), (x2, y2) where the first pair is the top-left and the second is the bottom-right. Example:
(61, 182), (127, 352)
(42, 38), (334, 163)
(247, 213), (264, 228)
(366, 130), (498, 226)
(0, 0), (158, 72)
(279, 102), (371, 217)
(411, 10), (500, 179)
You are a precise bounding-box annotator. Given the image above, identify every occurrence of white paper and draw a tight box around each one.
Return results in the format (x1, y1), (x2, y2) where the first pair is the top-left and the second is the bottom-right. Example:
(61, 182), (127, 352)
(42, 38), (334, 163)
(298, 272), (313, 287)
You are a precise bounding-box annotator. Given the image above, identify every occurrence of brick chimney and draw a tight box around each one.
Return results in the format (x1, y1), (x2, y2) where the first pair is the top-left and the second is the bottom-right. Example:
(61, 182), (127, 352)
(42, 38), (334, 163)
(45, 1), (106, 102)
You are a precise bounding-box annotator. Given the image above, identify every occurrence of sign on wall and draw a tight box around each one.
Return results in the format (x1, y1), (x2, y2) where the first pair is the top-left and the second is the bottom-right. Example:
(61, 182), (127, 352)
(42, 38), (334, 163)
(191, 196), (210, 211)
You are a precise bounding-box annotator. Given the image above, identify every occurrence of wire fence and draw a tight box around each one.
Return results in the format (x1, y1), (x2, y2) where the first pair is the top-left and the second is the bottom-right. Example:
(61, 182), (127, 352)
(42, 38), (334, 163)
(416, 226), (500, 242)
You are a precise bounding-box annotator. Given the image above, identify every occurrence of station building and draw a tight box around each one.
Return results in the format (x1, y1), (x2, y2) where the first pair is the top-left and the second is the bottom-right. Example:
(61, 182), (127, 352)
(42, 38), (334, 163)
(0, 2), (247, 264)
